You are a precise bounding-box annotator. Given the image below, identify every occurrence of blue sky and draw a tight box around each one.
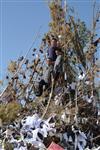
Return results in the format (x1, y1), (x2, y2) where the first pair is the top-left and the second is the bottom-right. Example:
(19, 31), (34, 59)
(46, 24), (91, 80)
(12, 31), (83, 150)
(0, 0), (100, 81)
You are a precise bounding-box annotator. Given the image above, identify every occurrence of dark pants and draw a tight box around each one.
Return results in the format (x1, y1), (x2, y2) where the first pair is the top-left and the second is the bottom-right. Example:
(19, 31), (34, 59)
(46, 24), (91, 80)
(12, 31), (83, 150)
(70, 89), (75, 100)
(34, 65), (53, 97)
(39, 79), (49, 90)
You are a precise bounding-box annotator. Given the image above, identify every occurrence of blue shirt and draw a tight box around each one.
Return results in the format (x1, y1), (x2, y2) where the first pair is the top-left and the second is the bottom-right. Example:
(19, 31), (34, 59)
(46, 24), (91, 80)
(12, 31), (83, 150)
(47, 47), (57, 61)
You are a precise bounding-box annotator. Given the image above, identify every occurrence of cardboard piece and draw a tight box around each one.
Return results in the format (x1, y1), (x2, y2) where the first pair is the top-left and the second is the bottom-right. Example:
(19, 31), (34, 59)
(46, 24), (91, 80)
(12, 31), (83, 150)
(47, 142), (64, 150)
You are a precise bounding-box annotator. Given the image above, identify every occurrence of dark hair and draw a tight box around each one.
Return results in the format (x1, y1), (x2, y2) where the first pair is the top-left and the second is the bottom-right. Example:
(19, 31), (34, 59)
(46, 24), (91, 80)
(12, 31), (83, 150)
(51, 37), (57, 42)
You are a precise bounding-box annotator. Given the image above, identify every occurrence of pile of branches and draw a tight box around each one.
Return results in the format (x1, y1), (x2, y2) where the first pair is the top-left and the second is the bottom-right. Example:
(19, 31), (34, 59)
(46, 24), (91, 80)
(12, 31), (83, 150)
(0, 0), (100, 149)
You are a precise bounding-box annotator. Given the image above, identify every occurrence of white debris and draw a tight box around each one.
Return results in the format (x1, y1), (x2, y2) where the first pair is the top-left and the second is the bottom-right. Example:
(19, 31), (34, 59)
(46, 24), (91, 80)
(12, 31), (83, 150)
(21, 113), (41, 129)
(78, 73), (85, 80)
(0, 109), (100, 150)
(20, 99), (26, 107)
(85, 147), (100, 150)
(58, 35), (62, 39)
(61, 112), (66, 121)
(70, 82), (76, 90)
(0, 113), (57, 150)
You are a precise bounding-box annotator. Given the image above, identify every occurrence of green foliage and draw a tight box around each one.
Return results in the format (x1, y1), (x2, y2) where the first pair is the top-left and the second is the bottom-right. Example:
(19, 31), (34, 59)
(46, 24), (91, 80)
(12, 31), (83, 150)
(3, 141), (14, 150)
(0, 102), (21, 124)
(77, 20), (90, 48)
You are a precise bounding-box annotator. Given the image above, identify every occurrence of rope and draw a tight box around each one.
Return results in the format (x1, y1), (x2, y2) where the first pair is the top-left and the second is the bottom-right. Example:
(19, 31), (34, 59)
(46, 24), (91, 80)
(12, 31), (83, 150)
(0, 26), (42, 97)
(41, 75), (55, 119)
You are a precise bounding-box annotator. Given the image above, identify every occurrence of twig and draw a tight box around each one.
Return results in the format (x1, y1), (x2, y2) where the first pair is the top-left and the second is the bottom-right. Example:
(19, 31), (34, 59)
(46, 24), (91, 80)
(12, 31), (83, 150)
(41, 75), (54, 119)
(91, 134), (100, 141)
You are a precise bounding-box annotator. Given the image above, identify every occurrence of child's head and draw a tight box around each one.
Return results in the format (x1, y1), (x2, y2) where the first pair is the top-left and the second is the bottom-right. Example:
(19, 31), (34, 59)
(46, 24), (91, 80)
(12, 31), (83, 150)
(51, 38), (57, 47)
